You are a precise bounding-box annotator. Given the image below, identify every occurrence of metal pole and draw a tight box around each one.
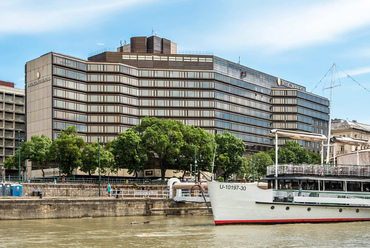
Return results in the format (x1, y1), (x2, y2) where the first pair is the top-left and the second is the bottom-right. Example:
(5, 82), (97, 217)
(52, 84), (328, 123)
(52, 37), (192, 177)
(326, 63), (336, 164)
(211, 145), (216, 181)
(98, 137), (101, 197)
(18, 130), (21, 184)
(194, 147), (197, 182)
(275, 132), (278, 190)
(252, 153), (255, 183)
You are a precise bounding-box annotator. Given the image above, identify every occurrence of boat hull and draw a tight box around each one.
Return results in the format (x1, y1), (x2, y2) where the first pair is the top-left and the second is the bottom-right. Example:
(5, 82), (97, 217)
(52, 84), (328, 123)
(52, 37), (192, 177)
(207, 182), (370, 225)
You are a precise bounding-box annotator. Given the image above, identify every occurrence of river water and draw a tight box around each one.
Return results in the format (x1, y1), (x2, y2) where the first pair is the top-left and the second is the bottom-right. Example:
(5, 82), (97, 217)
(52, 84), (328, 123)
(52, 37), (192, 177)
(0, 215), (369, 247)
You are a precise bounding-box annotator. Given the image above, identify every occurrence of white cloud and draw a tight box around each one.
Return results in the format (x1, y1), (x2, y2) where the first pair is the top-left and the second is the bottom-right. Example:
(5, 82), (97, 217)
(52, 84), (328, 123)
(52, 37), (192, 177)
(0, 0), (152, 34)
(338, 66), (370, 78)
(209, 0), (370, 53)
(97, 43), (105, 46)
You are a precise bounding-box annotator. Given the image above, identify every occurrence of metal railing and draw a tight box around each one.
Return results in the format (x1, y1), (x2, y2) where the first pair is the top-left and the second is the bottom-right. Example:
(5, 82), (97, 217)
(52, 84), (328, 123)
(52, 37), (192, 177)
(274, 190), (370, 199)
(2, 176), (167, 185)
(267, 164), (370, 177)
(109, 190), (169, 199)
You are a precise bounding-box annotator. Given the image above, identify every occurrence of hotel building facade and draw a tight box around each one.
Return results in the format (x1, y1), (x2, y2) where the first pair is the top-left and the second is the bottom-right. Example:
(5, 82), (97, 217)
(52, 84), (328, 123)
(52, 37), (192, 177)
(26, 36), (329, 175)
(0, 81), (25, 179)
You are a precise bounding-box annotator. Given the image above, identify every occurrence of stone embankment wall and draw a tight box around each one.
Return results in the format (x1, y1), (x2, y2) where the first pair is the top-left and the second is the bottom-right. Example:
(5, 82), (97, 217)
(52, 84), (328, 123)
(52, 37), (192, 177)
(0, 198), (210, 220)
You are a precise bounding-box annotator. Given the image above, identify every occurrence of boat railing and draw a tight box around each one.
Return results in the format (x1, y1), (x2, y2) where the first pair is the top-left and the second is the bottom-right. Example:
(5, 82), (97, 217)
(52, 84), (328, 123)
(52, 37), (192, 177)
(267, 164), (370, 177)
(273, 190), (370, 203)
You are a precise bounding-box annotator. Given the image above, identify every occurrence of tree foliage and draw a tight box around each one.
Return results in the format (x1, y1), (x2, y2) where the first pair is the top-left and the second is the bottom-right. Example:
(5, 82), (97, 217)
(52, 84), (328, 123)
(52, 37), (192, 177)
(22, 135), (54, 177)
(268, 140), (321, 164)
(215, 131), (245, 180)
(110, 130), (147, 177)
(240, 152), (274, 180)
(133, 117), (185, 180)
(80, 142), (114, 176)
(51, 126), (85, 177)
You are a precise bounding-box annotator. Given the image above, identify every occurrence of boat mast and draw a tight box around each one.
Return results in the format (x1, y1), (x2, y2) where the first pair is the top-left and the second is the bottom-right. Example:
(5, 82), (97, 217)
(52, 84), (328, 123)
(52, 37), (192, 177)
(325, 63), (337, 164)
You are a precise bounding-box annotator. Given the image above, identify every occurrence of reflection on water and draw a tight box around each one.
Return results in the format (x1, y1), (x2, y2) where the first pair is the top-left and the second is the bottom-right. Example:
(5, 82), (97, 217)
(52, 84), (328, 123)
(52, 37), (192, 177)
(0, 215), (369, 247)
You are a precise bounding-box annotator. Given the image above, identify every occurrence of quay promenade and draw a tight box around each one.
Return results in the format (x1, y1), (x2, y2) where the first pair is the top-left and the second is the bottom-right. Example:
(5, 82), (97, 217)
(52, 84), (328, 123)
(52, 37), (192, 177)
(0, 183), (210, 220)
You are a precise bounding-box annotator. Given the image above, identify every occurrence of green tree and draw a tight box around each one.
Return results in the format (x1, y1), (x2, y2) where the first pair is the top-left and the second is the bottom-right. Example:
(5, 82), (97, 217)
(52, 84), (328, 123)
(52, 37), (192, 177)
(21, 135), (54, 177)
(214, 131), (245, 180)
(4, 148), (27, 173)
(180, 125), (216, 180)
(110, 130), (148, 177)
(241, 152), (274, 181)
(268, 140), (313, 164)
(80, 142), (114, 176)
(51, 126), (85, 177)
(133, 117), (185, 180)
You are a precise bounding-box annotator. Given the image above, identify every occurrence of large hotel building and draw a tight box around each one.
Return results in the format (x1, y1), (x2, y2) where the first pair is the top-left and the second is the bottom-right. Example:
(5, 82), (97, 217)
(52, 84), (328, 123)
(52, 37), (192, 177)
(26, 36), (329, 176)
(0, 81), (25, 178)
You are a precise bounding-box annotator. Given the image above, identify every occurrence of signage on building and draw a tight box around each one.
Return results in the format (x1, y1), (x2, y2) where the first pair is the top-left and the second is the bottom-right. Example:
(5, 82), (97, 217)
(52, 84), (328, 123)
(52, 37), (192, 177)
(277, 77), (306, 91)
(28, 71), (51, 87)
(240, 70), (247, 79)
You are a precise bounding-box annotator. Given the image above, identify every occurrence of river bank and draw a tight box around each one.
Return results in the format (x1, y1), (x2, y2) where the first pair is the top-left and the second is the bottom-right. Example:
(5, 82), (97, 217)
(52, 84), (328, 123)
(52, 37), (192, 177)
(0, 197), (210, 220)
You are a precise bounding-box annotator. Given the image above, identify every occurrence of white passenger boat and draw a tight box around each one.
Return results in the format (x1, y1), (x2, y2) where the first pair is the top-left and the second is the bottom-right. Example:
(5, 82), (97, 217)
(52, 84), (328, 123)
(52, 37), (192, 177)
(208, 164), (370, 224)
(208, 128), (370, 225)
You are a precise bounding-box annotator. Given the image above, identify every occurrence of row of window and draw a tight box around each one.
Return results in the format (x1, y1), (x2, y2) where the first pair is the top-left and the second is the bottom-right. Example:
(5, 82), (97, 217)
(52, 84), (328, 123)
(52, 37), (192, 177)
(215, 92), (270, 112)
(215, 101), (270, 120)
(0, 94), (24, 103)
(272, 114), (298, 121)
(298, 107), (329, 121)
(272, 98), (297, 104)
(297, 123), (315, 133)
(298, 99), (329, 114)
(90, 84), (138, 95)
(54, 56), (87, 71)
(54, 67), (87, 81)
(140, 80), (214, 88)
(88, 64), (139, 77)
(272, 90), (297, 96)
(215, 111), (271, 128)
(122, 55), (213, 63)
(1, 122), (25, 130)
(54, 56), (139, 77)
(54, 100), (86, 112)
(54, 89), (87, 102)
(54, 78), (87, 91)
(215, 119), (270, 136)
(141, 100), (213, 108)
(215, 83), (270, 103)
(215, 73), (271, 95)
(140, 90), (214, 98)
(140, 70), (213, 79)
(54, 121), (87, 132)
(272, 122), (298, 129)
(298, 91), (329, 106)
(0, 103), (24, 112)
(54, 110), (87, 122)
(216, 129), (271, 144)
(88, 115), (139, 126)
(0, 112), (25, 121)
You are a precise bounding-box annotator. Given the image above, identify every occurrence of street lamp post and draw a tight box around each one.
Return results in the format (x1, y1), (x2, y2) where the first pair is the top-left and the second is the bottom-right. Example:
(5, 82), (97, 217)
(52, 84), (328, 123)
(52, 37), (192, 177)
(194, 147), (197, 182)
(98, 137), (101, 197)
(18, 130), (24, 184)
(252, 153), (255, 183)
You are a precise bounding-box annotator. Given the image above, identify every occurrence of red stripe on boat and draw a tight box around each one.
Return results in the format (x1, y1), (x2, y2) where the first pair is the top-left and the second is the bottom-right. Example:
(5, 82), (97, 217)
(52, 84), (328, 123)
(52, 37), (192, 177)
(215, 218), (370, 224)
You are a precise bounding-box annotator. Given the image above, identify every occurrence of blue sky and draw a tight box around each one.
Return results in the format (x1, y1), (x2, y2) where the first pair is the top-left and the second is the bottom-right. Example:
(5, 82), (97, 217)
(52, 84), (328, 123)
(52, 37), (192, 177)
(1, 0), (370, 123)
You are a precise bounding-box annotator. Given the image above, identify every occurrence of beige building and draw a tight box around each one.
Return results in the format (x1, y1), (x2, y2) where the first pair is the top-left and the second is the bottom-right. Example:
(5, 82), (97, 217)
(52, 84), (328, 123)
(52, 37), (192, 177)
(0, 81), (25, 179)
(330, 119), (370, 162)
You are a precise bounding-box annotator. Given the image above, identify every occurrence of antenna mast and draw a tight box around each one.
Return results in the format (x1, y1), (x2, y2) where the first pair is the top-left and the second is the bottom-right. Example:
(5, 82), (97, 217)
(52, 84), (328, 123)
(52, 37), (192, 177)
(324, 63), (340, 164)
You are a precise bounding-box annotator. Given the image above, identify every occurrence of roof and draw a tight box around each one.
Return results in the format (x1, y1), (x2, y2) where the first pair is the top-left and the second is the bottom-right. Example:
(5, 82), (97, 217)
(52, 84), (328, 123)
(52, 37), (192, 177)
(332, 119), (370, 133)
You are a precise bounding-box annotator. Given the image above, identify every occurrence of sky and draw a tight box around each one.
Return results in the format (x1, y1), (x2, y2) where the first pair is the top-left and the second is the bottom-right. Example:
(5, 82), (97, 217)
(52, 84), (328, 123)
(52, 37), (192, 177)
(1, 0), (370, 123)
